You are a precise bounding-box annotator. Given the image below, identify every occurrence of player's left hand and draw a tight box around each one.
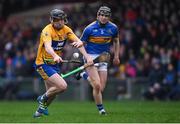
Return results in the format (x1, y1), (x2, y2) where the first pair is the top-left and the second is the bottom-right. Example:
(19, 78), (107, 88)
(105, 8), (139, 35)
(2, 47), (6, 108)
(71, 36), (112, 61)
(113, 57), (120, 66)
(71, 41), (83, 48)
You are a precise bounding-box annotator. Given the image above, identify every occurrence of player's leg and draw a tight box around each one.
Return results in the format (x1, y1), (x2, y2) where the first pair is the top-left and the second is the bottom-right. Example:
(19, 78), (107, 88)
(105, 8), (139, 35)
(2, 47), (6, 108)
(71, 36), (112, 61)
(34, 64), (67, 118)
(98, 63), (108, 92)
(34, 73), (67, 117)
(80, 63), (107, 91)
(99, 71), (107, 92)
(40, 73), (67, 112)
(34, 80), (55, 118)
(43, 73), (67, 98)
(45, 75), (67, 106)
(75, 63), (99, 80)
(86, 66), (107, 115)
(97, 71), (107, 115)
(95, 63), (108, 115)
(44, 80), (57, 106)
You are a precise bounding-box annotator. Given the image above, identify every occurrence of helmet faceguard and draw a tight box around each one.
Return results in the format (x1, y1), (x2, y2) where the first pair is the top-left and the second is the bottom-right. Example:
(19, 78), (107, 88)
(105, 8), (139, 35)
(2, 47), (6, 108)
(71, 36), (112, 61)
(97, 6), (111, 17)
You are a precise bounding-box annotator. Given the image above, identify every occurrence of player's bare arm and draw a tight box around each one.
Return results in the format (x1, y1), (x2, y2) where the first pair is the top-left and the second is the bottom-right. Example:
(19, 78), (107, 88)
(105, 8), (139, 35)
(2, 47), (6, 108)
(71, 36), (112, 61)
(71, 38), (93, 66)
(44, 40), (63, 63)
(78, 45), (94, 66)
(113, 34), (120, 65)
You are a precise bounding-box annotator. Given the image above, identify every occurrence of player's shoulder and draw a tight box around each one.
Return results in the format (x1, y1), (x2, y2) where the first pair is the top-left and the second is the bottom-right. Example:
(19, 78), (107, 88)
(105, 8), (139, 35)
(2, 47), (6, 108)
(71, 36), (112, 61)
(63, 25), (73, 32)
(64, 25), (71, 29)
(85, 21), (97, 30)
(108, 21), (118, 29)
(42, 24), (52, 32)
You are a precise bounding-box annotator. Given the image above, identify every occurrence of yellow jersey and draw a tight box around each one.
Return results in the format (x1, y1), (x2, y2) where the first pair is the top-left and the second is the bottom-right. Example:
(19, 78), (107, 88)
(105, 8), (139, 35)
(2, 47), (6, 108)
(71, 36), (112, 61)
(35, 24), (78, 65)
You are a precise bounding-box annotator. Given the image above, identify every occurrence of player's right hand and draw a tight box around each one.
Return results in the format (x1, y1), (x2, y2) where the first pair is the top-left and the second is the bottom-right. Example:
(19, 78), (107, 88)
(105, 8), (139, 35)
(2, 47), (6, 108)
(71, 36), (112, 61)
(53, 55), (63, 63)
(113, 57), (120, 66)
(86, 55), (94, 66)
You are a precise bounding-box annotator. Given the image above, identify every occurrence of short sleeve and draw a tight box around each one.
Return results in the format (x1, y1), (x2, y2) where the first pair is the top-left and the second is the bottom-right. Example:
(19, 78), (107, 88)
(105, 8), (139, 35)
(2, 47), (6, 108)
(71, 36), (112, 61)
(112, 26), (118, 38)
(41, 29), (52, 43)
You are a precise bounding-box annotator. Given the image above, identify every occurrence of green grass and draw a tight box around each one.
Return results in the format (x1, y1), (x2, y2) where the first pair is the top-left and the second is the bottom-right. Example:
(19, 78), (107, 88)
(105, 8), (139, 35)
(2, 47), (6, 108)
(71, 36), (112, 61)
(0, 100), (180, 123)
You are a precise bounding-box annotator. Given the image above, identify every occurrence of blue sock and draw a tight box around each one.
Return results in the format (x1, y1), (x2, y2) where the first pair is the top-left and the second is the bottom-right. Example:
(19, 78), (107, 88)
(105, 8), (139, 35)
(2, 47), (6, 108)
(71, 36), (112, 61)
(97, 104), (104, 111)
(80, 72), (88, 80)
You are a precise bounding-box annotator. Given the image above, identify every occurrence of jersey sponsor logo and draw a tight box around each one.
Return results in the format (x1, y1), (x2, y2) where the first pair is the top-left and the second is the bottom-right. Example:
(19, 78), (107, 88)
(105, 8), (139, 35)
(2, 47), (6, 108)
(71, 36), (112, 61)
(57, 42), (64, 46)
(52, 40), (66, 51)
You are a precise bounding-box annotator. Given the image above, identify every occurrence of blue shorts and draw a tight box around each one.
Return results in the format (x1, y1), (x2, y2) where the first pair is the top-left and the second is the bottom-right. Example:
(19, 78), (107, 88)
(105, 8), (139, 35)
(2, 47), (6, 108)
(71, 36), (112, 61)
(34, 63), (60, 80)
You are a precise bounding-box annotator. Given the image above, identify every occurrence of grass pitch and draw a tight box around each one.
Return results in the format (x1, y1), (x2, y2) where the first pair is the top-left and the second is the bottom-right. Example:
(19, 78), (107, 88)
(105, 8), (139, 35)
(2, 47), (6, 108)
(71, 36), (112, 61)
(0, 100), (180, 123)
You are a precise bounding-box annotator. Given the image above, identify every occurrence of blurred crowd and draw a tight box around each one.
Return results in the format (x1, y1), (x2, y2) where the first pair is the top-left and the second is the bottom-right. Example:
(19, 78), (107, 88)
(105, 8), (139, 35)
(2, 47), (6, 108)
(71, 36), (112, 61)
(0, 0), (180, 100)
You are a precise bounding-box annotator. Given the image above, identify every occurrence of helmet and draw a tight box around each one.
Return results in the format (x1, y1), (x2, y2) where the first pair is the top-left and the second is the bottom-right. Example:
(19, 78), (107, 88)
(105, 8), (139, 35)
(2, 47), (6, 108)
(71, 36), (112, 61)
(50, 9), (68, 24)
(97, 6), (111, 17)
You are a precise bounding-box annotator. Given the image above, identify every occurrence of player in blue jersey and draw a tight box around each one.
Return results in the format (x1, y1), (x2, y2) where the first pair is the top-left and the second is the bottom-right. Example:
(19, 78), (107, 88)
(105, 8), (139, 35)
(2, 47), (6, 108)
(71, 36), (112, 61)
(76, 6), (120, 115)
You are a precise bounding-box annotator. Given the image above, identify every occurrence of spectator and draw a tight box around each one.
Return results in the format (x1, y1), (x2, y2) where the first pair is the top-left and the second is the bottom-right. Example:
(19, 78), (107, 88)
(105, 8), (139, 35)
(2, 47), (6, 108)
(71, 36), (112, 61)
(143, 58), (165, 100)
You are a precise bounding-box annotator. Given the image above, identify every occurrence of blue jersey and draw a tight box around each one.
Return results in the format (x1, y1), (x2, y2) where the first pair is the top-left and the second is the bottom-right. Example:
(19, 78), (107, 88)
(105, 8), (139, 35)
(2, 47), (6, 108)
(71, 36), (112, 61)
(81, 21), (118, 54)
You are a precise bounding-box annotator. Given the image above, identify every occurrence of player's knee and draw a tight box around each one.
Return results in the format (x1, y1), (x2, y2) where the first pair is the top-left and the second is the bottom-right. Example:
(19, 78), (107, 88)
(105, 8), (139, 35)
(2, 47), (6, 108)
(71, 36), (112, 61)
(100, 85), (106, 92)
(57, 83), (67, 92)
(61, 83), (67, 91)
(91, 76), (100, 84)
(100, 87), (104, 92)
(91, 79), (101, 91)
(94, 83), (101, 92)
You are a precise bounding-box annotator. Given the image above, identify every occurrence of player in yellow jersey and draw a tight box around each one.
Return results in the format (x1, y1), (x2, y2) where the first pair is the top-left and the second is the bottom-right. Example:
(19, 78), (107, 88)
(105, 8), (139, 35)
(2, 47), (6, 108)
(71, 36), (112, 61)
(33, 9), (93, 118)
